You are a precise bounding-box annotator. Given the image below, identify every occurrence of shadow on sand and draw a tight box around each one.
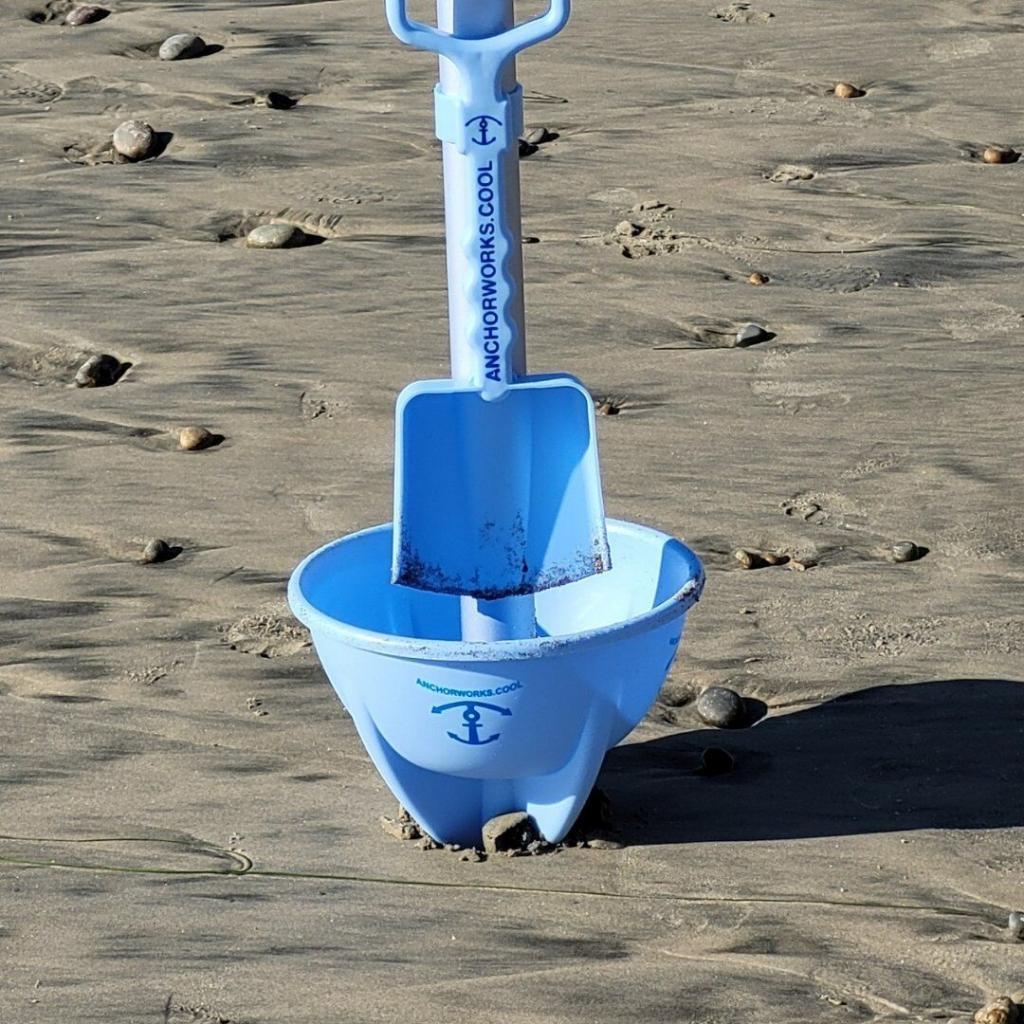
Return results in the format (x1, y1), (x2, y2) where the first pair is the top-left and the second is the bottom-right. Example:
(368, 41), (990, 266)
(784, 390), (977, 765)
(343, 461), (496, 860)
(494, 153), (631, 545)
(601, 678), (1024, 845)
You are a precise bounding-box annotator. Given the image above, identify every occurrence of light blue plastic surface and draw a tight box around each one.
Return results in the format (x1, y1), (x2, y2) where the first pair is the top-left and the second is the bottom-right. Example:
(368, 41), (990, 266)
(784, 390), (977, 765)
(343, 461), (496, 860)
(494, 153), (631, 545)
(394, 375), (608, 599)
(386, 0), (611, 601)
(287, 0), (707, 845)
(289, 520), (704, 845)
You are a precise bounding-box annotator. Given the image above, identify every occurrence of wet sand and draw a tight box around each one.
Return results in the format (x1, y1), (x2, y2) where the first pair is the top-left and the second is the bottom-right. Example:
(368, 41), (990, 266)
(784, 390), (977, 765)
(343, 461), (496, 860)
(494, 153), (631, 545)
(2, 0), (1024, 1021)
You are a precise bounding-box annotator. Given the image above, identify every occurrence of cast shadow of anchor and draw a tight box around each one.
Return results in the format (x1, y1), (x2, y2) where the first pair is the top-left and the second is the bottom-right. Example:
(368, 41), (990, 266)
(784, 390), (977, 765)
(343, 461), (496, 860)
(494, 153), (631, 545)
(600, 678), (1024, 845)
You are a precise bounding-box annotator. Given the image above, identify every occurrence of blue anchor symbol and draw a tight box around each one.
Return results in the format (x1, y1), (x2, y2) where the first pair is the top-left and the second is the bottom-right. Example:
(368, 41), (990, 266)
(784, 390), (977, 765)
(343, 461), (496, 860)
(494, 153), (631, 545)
(465, 115), (502, 146)
(432, 700), (512, 745)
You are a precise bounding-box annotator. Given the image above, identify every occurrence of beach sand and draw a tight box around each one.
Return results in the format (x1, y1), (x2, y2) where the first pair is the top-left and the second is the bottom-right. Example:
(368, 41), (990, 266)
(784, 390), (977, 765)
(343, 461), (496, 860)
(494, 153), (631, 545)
(2, 0), (1024, 1020)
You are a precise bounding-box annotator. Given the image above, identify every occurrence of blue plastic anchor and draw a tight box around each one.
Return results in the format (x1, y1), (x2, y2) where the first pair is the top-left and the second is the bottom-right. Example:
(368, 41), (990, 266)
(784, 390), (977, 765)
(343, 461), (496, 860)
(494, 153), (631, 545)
(288, 0), (706, 846)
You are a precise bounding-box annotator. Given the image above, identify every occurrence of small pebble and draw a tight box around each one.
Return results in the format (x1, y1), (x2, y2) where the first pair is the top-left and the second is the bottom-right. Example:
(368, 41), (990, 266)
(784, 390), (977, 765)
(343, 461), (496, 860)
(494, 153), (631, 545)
(482, 811), (538, 855)
(747, 271), (769, 285)
(695, 686), (746, 728)
(833, 82), (864, 99)
(733, 548), (763, 570)
(178, 425), (213, 451)
(65, 5), (107, 25)
(415, 836), (441, 851)
(632, 199), (665, 212)
(890, 540), (922, 563)
(112, 119), (155, 161)
(615, 220), (640, 237)
(142, 538), (171, 564)
(700, 747), (735, 776)
(379, 814), (420, 841)
(73, 353), (120, 387)
(982, 146), (1019, 165)
(1008, 911), (1024, 941)
(459, 849), (483, 862)
(523, 126), (549, 146)
(973, 997), (1018, 1024)
(158, 33), (206, 61)
(735, 322), (767, 346)
(586, 837), (625, 850)
(245, 223), (303, 249)
(257, 90), (296, 109)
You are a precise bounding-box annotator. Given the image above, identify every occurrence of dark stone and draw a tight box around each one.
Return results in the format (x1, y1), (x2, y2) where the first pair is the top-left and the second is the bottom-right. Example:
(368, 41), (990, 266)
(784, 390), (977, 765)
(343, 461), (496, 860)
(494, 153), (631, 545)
(891, 541), (923, 563)
(695, 686), (745, 728)
(142, 539), (172, 564)
(74, 353), (122, 387)
(481, 811), (539, 854)
(65, 5), (108, 25)
(259, 91), (297, 109)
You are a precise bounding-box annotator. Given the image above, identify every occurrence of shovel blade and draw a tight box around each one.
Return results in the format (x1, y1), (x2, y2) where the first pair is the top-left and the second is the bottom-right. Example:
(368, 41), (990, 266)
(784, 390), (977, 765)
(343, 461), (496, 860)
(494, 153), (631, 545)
(393, 376), (610, 599)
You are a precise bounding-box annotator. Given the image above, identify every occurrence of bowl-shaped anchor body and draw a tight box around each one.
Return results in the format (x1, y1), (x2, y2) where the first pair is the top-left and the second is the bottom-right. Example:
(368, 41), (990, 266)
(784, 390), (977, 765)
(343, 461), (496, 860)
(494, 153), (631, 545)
(289, 519), (703, 846)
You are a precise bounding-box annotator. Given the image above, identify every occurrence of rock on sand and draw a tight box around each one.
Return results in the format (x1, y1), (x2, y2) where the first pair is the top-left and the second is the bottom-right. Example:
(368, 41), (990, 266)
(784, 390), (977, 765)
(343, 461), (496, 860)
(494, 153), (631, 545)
(158, 33), (207, 61)
(245, 223), (303, 249)
(112, 120), (155, 161)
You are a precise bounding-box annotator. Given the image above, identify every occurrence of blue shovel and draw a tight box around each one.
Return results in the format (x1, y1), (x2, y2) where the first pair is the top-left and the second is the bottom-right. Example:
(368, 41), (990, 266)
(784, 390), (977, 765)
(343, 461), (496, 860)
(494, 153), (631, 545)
(387, 0), (610, 639)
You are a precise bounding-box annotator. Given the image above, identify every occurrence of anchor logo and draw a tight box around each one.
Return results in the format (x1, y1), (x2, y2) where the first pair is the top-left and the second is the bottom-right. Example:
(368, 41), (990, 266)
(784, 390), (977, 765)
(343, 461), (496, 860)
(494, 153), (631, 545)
(432, 700), (512, 745)
(465, 115), (502, 146)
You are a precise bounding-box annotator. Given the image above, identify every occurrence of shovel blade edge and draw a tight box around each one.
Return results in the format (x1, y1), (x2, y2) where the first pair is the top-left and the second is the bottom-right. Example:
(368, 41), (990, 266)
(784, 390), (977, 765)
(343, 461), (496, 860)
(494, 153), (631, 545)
(393, 376), (610, 599)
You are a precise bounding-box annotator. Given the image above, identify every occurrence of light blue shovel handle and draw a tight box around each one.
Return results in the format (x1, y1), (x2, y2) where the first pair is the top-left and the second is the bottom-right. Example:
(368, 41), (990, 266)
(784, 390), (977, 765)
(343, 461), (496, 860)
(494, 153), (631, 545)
(386, 0), (570, 399)
(385, 0), (569, 83)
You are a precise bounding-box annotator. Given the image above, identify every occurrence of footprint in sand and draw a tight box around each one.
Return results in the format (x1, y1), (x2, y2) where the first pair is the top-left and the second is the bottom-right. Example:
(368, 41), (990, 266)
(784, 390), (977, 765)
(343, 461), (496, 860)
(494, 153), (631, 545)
(0, 67), (63, 106)
(712, 2), (774, 24)
(221, 612), (311, 659)
(605, 221), (691, 259)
